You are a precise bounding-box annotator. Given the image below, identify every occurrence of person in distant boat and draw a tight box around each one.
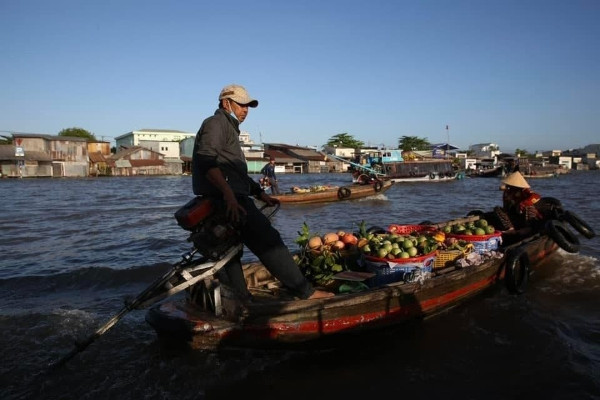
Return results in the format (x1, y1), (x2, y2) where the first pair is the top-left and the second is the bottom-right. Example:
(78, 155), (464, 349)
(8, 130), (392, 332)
(504, 158), (520, 174)
(191, 84), (333, 301)
(260, 157), (280, 194)
(497, 171), (544, 243)
(259, 176), (271, 191)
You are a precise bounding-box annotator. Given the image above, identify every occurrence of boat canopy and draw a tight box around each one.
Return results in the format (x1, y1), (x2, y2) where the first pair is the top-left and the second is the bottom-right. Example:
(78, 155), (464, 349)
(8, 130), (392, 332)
(380, 149), (403, 163)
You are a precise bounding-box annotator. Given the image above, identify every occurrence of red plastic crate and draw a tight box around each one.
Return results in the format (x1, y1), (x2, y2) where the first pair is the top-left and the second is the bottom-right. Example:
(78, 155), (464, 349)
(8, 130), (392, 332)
(387, 224), (436, 235)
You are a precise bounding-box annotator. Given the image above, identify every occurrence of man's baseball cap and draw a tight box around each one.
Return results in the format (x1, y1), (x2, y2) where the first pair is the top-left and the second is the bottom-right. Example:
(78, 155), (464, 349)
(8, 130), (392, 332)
(219, 84), (259, 108)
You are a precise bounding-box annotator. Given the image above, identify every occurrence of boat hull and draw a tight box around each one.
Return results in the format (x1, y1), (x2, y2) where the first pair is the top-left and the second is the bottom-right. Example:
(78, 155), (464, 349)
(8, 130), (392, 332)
(468, 166), (504, 178)
(522, 173), (557, 179)
(146, 235), (558, 350)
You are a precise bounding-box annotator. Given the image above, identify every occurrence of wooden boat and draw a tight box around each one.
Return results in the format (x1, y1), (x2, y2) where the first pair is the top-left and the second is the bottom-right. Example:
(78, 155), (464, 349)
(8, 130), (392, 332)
(51, 202), (594, 369)
(522, 172), (558, 179)
(145, 209), (594, 350)
(468, 165), (504, 178)
(271, 180), (393, 204)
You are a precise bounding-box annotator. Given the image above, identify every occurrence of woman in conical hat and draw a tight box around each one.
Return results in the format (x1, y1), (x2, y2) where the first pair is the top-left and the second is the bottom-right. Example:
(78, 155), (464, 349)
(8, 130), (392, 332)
(501, 171), (542, 230)
(502, 171), (530, 189)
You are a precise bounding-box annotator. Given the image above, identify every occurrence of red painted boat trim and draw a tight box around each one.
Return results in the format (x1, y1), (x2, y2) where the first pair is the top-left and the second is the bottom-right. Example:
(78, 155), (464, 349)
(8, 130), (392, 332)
(229, 272), (501, 339)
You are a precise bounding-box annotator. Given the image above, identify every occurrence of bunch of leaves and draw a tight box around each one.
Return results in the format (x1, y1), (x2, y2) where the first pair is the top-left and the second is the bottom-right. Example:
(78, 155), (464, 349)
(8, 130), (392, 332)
(294, 222), (347, 285)
(357, 220), (368, 238)
(294, 222), (312, 248)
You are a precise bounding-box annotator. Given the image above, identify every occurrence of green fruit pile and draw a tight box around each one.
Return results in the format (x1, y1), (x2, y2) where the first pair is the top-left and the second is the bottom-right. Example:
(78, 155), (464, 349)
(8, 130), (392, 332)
(359, 231), (438, 260)
(443, 219), (496, 236)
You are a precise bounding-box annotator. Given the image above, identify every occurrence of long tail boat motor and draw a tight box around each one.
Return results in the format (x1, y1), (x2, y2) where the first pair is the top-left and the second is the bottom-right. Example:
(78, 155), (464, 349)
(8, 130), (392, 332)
(175, 197), (242, 260)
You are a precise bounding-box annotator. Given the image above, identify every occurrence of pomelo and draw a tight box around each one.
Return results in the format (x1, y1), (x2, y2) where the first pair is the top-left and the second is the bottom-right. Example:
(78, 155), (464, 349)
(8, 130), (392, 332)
(402, 239), (414, 249)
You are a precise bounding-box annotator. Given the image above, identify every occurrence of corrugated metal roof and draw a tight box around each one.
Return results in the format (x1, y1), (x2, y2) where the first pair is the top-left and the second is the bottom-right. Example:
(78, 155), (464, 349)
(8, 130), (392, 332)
(107, 146), (164, 160)
(11, 133), (89, 142)
(129, 159), (165, 167)
(265, 143), (318, 151)
(138, 129), (190, 133)
(0, 145), (52, 161)
(88, 152), (106, 163)
(264, 150), (304, 163)
(286, 148), (326, 161)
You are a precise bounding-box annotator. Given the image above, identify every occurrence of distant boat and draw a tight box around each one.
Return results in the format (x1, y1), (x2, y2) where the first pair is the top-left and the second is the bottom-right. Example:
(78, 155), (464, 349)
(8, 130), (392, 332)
(329, 150), (457, 183)
(468, 165), (504, 178)
(522, 172), (558, 179)
(271, 180), (394, 205)
(521, 164), (561, 179)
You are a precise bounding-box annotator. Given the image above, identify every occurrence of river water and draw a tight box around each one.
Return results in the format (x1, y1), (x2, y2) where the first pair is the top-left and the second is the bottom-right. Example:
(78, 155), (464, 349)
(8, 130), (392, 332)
(1, 171), (599, 400)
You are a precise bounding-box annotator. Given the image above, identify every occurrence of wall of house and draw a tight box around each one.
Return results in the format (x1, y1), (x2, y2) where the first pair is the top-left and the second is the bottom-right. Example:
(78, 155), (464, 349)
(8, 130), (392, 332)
(49, 140), (88, 162)
(139, 140), (181, 158)
(115, 131), (194, 150)
(52, 161), (88, 177)
(180, 137), (195, 158)
(164, 160), (183, 175)
(1, 161), (50, 177)
(87, 142), (111, 155)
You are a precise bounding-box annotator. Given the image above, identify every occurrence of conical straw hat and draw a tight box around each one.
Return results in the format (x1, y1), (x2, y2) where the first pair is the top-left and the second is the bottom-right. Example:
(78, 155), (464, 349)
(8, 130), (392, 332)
(501, 171), (530, 189)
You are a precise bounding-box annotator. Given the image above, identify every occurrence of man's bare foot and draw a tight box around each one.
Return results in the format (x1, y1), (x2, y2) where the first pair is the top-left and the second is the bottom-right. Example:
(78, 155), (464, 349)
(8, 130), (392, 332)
(308, 289), (335, 299)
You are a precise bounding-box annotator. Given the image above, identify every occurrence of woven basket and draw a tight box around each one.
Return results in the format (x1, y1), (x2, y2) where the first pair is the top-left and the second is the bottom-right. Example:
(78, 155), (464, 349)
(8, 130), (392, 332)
(433, 243), (474, 269)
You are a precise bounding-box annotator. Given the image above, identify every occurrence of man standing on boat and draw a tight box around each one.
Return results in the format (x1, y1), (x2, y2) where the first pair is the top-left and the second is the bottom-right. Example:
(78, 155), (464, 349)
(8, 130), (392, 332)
(191, 84), (333, 301)
(260, 157), (280, 194)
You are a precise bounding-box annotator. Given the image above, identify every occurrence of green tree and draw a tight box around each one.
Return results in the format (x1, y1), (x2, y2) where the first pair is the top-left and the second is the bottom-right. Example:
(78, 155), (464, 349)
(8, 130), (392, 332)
(398, 135), (430, 151)
(325, 133), (364, 149)
(0, 135), (13, 144)
(58, 127), (97, 141)
(514, 148), (529, 157)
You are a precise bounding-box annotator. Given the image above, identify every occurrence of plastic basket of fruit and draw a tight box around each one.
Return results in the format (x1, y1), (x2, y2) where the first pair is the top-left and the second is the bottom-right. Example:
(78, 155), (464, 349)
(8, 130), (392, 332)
(387, 224), (436, 235)
(443, 218), (501, 253)
(362, 250), (437, 286)
(446, 231), (502, 253)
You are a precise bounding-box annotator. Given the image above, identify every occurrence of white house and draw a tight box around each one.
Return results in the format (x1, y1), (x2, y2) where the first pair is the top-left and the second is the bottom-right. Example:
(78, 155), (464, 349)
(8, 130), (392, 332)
(115, 129), (195, 157)
(468, 143), (501, 158)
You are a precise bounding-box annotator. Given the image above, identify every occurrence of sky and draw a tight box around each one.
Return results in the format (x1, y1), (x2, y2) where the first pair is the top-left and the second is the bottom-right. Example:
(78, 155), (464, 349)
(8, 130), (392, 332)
(1, 0), (598, 154)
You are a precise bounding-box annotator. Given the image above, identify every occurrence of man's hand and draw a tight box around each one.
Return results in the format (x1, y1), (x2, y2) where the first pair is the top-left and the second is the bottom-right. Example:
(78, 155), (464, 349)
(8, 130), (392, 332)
(258, 191), (280, 206)
(223, 191), (246, 223)
(205, 168), (247, 224)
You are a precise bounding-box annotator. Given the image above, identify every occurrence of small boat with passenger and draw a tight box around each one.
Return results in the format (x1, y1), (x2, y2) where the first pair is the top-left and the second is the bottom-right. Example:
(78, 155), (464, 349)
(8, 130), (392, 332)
(50, 191), (594, 367)
(270, 179), (394, 205)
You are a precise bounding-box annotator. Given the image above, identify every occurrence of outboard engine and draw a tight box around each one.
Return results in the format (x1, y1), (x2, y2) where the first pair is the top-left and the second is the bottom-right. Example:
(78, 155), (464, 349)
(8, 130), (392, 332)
(174, 197), (242, 260)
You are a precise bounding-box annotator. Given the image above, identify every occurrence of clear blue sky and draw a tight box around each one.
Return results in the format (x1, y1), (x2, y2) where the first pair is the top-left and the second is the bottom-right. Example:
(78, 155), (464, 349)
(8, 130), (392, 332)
(2, 0), (598, 154)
